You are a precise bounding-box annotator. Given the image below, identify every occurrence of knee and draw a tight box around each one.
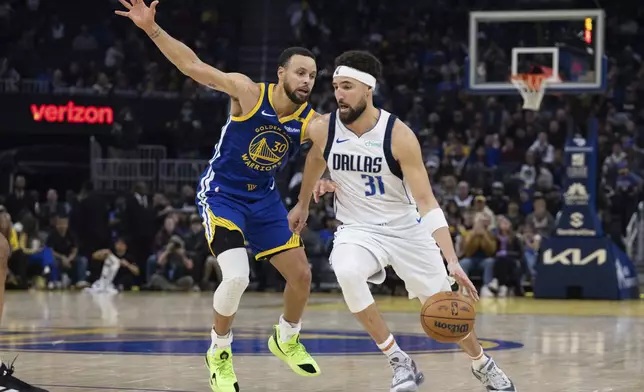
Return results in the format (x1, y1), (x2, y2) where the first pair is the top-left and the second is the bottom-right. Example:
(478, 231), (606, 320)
(214, 265), (249, 316)
(333, 264), (365, 288)
(287, 262), (311, 291)
(332, 264), (373, 313)
(221, 272), (250, 289)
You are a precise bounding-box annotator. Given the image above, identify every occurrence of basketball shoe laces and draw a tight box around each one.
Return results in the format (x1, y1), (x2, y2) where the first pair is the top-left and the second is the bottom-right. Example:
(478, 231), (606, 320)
(390, 357), (413, 384)
(213, 353), (235, 380)
(1, 356), (17, 378)
(282, 335), (311, 362)
(483, 364), (511, 388)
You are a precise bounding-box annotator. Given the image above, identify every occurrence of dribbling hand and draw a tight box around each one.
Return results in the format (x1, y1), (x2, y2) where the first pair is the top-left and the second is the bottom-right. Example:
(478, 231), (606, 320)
(313, 179), (339, 202)
(115, 0), (159, 31)
(447, 261), (480, 301)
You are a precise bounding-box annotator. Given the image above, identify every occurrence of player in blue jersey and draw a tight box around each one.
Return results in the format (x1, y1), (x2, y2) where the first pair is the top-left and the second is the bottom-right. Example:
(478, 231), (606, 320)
(116, 1), (320, 391)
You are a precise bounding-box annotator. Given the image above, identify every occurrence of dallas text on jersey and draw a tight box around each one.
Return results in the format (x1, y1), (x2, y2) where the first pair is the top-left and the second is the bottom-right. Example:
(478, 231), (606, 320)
(332, 154), (383, 173)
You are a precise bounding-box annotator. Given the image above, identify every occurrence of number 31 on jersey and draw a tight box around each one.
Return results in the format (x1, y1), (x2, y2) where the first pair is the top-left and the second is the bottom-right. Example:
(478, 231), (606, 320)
(362, 174), (385, 197)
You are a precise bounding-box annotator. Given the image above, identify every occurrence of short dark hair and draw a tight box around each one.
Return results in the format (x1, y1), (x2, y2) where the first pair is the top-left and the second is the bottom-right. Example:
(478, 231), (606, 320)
(277, 47), (316, 68)
(334, 50), (382, 81)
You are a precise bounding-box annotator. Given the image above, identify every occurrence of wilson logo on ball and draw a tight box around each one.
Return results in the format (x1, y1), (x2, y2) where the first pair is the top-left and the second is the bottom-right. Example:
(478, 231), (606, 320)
(434, 321), (470, 334)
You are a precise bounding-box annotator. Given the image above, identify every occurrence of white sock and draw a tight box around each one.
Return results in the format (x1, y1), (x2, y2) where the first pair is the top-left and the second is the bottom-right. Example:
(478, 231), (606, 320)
(377, 334), (409, 363)
(469, 345), (489, 370)
(210, 327), (233, 352)
(278, 314), (301, 343)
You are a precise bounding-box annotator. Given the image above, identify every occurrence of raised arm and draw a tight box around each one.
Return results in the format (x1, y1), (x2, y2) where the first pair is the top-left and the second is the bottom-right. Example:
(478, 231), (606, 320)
(391, 120), (479, 300)
(116, 0), (257, 99)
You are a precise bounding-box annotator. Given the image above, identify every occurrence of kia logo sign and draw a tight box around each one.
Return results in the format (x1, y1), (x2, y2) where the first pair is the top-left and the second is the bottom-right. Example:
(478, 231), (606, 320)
(30, 101), (114, 125)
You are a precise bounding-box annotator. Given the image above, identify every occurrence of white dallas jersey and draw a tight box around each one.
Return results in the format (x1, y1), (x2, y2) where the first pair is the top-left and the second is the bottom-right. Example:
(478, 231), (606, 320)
(324, 109), (417, 226)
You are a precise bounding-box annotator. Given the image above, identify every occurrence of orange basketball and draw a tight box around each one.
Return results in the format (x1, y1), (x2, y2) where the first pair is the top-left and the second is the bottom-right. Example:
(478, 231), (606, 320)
(420, 291), (476, 343)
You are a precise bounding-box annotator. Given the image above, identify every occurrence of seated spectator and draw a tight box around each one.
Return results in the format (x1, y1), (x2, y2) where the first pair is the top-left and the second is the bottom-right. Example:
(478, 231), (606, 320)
(148, 235), (194, 291)
(36, 189), (65, 230)
(46, 215), (89, 288)
(506, 200), (525, 229)
(472, 195), (496, 229)
(453, 181), (472, 209)
(0, 210), (27, 289)
(147, 214), (181, 282)
(525, 194), (554, 238)
(86, 238), (140, 293)
(459, 213), (497, 297)
(18, 213), (60, 289)
(521, 225), (541, 281)
(528, 132), (555, 164)
(201, 254), (221, 291)
(490, 216), (524, 297)
(444, 200), (462, 225)
(487, 182), (509, 215)
(183, 214), (210, 287)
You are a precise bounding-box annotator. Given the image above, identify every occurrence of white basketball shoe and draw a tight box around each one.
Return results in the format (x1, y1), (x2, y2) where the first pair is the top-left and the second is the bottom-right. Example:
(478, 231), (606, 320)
(389, 356), (424, 392)
(471, 357), (516, 391)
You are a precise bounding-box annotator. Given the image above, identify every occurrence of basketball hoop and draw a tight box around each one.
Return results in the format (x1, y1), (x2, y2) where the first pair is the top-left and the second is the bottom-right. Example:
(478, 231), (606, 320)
(511, 74), (555, 111)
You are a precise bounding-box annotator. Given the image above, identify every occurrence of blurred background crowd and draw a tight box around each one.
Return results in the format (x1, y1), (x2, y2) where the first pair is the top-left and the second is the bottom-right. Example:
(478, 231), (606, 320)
(0, 0), (642, 297)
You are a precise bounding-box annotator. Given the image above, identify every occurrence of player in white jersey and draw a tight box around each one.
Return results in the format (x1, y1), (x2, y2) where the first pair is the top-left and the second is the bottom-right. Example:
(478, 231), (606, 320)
(288, 51), (517, 392)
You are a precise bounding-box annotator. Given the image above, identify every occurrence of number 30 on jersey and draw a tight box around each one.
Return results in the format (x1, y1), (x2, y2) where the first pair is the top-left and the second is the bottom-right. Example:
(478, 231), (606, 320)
(362, 174), (385, 197)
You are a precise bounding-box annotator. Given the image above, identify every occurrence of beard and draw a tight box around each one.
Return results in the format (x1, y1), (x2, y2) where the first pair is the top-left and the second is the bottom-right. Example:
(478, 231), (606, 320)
(338, 99), (367, 124)
(284, 81), (308, 105)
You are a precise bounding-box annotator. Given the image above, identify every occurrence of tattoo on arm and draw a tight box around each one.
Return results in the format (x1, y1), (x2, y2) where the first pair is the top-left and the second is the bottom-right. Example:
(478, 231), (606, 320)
(148, 27), (162, 39)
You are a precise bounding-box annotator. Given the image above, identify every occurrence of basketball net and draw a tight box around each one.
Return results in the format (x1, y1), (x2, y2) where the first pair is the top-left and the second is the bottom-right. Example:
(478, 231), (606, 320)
(511, 73), (555, 111)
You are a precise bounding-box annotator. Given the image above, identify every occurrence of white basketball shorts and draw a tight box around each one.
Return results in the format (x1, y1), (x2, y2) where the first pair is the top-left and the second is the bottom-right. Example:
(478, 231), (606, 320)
(329, 220), (452, 302)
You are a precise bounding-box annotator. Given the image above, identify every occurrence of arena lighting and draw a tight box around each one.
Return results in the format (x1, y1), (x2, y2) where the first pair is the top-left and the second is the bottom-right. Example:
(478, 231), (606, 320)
(584, 17), (593, 45)
(30, 101), (114, 125)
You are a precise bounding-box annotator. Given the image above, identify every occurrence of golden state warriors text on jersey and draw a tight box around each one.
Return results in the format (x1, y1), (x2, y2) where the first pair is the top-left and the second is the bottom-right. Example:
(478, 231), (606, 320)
(242, 124), (291, 172)
(198, 83), (315, 200)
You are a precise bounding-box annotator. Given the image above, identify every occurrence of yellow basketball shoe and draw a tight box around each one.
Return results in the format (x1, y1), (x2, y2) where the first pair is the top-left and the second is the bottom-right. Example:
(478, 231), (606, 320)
(268, 324), (321, 377)
(205, 347), (239, 392)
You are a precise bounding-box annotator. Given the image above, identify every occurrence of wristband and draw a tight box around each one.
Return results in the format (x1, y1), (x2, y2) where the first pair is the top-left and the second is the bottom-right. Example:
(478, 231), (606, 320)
(420, 208), (449, 234)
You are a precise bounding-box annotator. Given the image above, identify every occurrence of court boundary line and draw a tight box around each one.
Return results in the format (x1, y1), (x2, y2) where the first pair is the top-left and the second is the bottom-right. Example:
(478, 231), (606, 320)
(37, 384), (196, 392)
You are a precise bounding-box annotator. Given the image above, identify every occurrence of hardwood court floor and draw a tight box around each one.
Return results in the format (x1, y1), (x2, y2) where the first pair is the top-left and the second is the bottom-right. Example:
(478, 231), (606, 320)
(1, 291), (643, 392)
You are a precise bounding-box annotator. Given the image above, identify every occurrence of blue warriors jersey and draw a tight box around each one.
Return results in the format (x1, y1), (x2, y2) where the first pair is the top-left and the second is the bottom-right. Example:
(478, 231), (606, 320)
(201, 83), (315, 200)
(196, 83), (314, 260)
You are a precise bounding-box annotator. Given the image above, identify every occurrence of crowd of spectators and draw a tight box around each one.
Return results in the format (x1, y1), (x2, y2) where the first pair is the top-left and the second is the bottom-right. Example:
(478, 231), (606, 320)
(0, 0), (239, 97)
(0, 1), (643, 297)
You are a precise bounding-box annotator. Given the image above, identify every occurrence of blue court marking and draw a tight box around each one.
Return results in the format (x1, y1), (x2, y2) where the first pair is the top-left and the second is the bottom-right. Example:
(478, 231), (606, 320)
(37, 385), (195, 392)
(0, 327), (523, 356)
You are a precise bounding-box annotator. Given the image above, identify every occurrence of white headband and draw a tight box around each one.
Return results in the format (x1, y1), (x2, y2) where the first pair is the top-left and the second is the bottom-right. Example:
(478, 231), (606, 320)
(333, 66), (376, 88)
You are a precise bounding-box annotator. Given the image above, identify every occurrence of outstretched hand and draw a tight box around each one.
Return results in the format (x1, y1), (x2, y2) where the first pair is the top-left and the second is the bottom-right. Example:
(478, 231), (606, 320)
(447, 261), (480, 301)
(115, 0), (159, 32)
(313, 179), (339, 203)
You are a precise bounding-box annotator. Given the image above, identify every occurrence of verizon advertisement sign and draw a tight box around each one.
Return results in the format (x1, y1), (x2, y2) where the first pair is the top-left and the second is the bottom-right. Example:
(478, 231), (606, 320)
(31, 101), (114, 125)
(0, 93), (228, 135)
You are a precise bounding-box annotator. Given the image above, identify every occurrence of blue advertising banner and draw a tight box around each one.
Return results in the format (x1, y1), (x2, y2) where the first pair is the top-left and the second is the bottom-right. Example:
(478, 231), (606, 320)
(535, 237), (639, 300)
(536, 118), (639, 300)
(555, 118), (602, 237)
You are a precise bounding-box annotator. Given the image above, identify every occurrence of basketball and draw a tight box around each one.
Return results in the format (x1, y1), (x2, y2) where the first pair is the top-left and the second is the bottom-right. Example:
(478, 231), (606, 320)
(420, 291), (476, 344)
